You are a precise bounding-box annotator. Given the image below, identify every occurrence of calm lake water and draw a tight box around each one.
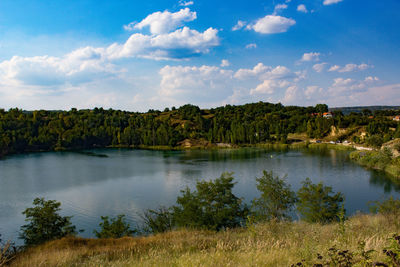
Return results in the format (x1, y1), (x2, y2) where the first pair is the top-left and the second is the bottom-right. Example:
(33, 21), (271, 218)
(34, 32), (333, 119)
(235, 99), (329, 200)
(1, 148), (399, 244)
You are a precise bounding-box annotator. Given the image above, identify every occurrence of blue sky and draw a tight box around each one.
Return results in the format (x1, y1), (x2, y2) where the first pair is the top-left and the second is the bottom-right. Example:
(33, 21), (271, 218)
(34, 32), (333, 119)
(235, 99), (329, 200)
(0, 0), (399, 111)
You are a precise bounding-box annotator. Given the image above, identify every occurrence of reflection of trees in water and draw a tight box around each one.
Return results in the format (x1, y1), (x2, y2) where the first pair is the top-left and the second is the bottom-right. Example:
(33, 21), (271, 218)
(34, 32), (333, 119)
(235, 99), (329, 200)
(176, 148), (275, 163)
(369, 170), (400, 193)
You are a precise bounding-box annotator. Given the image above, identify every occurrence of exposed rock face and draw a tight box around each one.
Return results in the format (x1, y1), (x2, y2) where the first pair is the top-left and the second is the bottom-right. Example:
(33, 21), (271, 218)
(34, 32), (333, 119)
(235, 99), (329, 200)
(381, 138), (400, 157)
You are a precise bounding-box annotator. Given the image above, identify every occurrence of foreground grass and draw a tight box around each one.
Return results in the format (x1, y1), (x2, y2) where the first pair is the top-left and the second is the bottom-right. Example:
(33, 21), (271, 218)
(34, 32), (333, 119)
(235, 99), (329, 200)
(10, 213), (400, 267)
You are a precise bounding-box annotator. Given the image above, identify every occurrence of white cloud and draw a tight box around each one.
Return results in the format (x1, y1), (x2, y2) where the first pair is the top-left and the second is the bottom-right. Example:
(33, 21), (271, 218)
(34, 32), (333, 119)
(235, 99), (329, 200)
(297, 4), (308, 13)
(260, 66), (292, 80)
(123, 22), (136, 31)
(179, 0), (194, 6)
(158, 65), (233, 104)
(300, 52), (320, 62)
(313, 62), (327, 72)
(234, 63), (270, 79)
(132, 8), (197, 35)
(250, 79), (290, 95)
(305, 86), (323, 98)
(248, 15), (296, 34)
(232, 20), (246, 31)
(329, 76), (380, 96)
(364, 76), (379, 82)
(323, 0), (343, 5)
(274, 4), (288, 14)
(234, 63), (295, 82)
(0, 7), (221, 98)
(332, 77), (354, 87)
(282, 85), (300, 104)
(328, 65), (340, 72)
(220, 59), (230, 67)
(0, 47), (118, 87)
(108, 27), (219, 60)
(328, 63), (371, 73)
(245, 43), (257, 49)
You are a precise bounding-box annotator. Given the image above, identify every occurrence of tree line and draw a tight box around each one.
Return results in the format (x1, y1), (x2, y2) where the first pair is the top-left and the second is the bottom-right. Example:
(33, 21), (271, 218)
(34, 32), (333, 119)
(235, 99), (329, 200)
(1, 102), (400, 157)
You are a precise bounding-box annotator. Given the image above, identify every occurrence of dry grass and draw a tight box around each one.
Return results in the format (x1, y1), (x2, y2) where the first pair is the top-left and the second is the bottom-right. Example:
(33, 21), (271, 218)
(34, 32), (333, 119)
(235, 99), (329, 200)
(10, 213), (400, 267)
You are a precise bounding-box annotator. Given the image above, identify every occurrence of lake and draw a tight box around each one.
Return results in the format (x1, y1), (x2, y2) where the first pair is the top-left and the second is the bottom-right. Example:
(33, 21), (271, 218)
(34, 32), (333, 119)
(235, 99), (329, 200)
(1, 147), (399, 244)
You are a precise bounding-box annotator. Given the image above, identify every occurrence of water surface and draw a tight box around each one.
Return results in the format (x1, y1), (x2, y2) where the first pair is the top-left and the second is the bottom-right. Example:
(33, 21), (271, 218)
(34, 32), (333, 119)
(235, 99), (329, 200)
(0, 148), (399, 244)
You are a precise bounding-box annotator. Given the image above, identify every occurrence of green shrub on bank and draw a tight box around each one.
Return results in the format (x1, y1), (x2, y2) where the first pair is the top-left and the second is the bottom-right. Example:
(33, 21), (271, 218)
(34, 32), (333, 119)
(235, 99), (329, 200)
(93, 215), (135, 238)
(251, 171), (296, 221)
(297, 178), (345, 223)
(19, 198), (76, 246)
(141, 207), (174, 234)
(173, 172), (248, 230)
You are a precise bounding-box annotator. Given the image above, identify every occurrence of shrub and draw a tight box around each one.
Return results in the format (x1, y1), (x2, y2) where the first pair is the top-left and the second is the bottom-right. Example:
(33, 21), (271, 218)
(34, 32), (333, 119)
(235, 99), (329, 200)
(369, 196), (400, 225)
(297, 178), (345, 223)
(365, 134), (383, 148)
(173, 172), (248, 230)
(141, 207), (174, 234)
(19, 198), (76, 246)
(251, 170), (296, 221)
(93, 215), (135, 238)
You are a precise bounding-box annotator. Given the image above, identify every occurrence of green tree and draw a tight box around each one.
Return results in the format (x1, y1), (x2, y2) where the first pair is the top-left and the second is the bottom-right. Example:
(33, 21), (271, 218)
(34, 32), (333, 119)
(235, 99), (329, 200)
(19, 198), (76, 246)
(251, 171), (297, 221)
(297, 178), (344, 223)
(93, 215), (135, 238)
(315, 104), (328, 113)
(173, 172), (247, 230)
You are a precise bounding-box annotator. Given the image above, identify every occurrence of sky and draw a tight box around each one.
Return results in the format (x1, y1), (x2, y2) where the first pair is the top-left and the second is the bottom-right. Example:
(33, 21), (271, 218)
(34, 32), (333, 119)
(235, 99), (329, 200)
(0, 0), (399, 111)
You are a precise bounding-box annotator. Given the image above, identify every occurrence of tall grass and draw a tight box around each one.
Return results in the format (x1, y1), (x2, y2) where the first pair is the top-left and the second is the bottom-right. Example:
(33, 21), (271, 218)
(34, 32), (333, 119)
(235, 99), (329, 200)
(10, 213), (400, 267)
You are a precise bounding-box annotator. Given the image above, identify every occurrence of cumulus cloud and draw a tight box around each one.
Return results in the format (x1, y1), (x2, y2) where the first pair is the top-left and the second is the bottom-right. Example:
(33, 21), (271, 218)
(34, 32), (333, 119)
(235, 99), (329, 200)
(274, 4), (288, 14)
(313, 62), (327, 72)
(220, 59), (230, 67)
(248, 15), (296, 34)
(260, 66), (292, 80)
(300, 52), (320, 62)
(364, 76), (379, 82)
(179, 0), (194, 6)
(0, 47), (119, 87)
(109, 27), (219, 60)
(323, 0), (343, 5)
(234, 63), (270, 80)
(0, 6), (221, 99)
(250, 79), (290, 95)
(328, 63), (371, 72)
(132, 8), (197, 35)
(232, 20), (246, 31)
(234, 63), (299, 97)
(158, 65), (233, 104)
(328, 65), (340, 72)
(329, 76), (380, 96)
(305, 86), (323, 98)
(297, 4), (308, 13)
(245, 43), (257, 49)
(282, 85), (300, 104)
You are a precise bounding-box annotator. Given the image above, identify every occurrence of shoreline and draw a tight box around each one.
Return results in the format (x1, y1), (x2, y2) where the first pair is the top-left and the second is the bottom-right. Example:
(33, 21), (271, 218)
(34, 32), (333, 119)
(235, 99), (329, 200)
(2, 141), (398, 179)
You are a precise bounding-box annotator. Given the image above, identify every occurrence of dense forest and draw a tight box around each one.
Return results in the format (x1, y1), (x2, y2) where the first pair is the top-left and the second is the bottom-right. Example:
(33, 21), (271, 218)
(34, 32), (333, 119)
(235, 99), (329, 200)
(1, 102), (400, 157)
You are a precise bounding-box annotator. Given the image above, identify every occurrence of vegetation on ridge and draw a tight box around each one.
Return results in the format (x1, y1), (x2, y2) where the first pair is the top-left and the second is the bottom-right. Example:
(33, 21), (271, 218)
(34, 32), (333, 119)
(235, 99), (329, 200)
(1, 102), (399, 158)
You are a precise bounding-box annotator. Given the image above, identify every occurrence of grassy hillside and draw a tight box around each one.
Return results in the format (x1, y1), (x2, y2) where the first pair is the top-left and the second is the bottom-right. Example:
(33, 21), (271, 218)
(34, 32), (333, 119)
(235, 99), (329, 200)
(9, 213), (400, 267)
